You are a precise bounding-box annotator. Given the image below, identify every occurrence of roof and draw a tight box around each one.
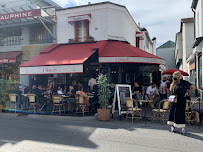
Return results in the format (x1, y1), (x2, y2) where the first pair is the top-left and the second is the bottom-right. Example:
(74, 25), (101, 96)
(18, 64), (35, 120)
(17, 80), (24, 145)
(57, 1), (125, 11)
(157, 40), (175, 49)
(99, 40), (162, 59)
(180, 18), (194, 32)
(191, 0), (198, 9)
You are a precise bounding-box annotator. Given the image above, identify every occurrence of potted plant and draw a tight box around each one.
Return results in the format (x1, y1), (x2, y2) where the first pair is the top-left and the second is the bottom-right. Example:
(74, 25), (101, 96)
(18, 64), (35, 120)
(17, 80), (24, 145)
(0, 78), (11, 112)
(97, 74), (111, 121)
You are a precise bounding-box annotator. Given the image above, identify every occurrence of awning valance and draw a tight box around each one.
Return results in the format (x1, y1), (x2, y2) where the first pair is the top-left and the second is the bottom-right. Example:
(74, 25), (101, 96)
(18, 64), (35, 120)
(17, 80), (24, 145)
(0, 51), (22, 63)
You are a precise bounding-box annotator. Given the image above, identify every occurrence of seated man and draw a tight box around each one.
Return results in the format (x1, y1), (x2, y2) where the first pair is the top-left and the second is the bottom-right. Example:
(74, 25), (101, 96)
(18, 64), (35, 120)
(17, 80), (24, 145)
(86, 82), (98, 114)
(132, 82), (142, 106)
(146, 83), (159, 108)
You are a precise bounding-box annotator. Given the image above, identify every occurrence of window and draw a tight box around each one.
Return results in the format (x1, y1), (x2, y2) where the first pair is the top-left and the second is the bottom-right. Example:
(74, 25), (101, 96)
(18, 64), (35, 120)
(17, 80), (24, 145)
(30, 25), (53, 44)
(75, 20), (89, 42)
(198, 55), (202, 89)
(0, 28), (22, 46)
(136, 37), (140, 48)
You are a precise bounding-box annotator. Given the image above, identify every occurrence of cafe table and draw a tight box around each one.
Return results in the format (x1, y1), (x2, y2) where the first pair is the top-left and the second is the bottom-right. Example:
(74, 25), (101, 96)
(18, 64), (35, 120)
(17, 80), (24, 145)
(138, 99), (153, 127)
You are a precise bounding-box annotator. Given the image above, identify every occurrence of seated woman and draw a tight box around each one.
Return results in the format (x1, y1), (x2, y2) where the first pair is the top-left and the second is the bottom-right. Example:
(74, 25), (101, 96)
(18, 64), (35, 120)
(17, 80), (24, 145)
(76, 87), (90, 107)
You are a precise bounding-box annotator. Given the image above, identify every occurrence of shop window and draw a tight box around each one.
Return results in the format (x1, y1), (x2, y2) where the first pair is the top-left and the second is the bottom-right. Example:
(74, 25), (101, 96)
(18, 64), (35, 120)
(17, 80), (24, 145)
(198, 55), (202, 89)
(30, 25), (53, 44)
(75, 20), (89, 42)
(0, 28), (22, 46)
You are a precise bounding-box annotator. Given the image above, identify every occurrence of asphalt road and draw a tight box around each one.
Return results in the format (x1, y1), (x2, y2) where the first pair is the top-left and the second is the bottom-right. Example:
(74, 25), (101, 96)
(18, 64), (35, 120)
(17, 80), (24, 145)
(0, 113), (202, 152)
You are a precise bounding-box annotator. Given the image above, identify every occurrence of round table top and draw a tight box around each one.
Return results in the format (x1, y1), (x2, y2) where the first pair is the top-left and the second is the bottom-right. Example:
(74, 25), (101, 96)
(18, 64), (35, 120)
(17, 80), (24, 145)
(138, 100), (153, 103)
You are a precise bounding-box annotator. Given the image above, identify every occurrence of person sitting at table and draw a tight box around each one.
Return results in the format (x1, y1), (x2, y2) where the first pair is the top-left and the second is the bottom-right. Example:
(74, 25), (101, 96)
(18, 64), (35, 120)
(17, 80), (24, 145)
(76, 87), (90, 107)
(31, 85), (41, 96)
(146, 83), (159, 108)
(57, 85), (64, 95)
(132, 82), (142, 107)
(68, 80), (78, 97)
(86, 82), (98, 114)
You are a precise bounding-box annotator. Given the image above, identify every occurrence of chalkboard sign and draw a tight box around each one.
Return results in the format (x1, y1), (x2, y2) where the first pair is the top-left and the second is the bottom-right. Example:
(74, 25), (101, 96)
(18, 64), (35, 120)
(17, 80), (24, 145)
(112, 84), (132, 117)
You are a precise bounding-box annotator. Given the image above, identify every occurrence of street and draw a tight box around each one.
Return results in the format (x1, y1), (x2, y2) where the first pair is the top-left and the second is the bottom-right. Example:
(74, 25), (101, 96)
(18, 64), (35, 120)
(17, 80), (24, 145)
(0, 113), (202, 152)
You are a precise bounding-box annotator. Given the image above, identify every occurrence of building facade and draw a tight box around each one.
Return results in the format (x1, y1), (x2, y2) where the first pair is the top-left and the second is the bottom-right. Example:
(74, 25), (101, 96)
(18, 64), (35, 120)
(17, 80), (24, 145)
(19, 1), (163, 87)
(0, 0), (60, 85)
(157, 40), (176, 70)
(175, 18), (195, 82)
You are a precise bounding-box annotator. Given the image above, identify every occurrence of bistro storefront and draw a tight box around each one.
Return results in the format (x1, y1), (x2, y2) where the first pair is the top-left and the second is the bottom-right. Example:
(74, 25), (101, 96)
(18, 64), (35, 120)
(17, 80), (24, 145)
(20, 40), (165, 88)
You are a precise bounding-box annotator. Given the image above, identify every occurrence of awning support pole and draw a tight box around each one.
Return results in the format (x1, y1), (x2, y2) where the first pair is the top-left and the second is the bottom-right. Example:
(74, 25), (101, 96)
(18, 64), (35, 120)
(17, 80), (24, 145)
(37, 16), (56, 40)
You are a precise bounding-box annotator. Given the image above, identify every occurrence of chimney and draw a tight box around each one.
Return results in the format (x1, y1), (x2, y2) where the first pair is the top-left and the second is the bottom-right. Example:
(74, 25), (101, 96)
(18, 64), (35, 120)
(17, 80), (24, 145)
(88, 2), (91, 5)
(138, 22), (140, 27)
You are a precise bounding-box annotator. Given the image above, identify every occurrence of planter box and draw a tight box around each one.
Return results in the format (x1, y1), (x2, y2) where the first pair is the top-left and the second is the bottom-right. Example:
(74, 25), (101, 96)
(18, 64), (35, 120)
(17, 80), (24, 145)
(97, 109), (110, 121)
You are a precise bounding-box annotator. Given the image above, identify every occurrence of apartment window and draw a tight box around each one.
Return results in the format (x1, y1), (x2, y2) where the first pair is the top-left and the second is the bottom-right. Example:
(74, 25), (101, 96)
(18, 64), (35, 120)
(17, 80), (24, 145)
(30, 25), (53, 44)
(0, 28), (22, 46)
(198, 55), (202, 89)
(75, 20), (89, 42)
(136, 37), (140, 48)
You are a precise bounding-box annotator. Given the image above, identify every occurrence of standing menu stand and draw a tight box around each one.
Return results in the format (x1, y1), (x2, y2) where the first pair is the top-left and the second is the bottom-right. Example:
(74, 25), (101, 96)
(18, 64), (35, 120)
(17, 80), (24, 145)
(112, 84), (132, 120)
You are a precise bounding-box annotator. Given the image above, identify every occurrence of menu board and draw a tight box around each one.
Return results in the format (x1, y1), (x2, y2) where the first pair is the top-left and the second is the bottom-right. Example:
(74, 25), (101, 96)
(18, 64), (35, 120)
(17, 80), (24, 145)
(112, 84), (132, 117)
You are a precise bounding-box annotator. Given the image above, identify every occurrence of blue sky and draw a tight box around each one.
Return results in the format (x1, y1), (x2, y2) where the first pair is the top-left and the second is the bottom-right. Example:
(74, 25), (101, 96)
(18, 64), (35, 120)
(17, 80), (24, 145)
(53, 0), (193, 47)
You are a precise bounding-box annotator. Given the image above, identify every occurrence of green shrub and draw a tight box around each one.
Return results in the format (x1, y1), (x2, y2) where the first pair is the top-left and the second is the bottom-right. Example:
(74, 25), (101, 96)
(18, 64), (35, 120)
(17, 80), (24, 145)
(97, 74), (111, 110)
(0, 78), (11, 105)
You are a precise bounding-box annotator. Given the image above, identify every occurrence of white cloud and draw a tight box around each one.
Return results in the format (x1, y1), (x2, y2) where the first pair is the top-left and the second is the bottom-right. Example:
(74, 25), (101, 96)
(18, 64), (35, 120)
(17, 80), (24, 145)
(53, 0), (193, 47)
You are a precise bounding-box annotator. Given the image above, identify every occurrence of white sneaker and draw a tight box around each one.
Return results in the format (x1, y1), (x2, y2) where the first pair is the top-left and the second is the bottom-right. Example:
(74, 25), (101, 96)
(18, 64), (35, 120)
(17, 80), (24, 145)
(171, 125), (175, 132)
(139, 102), (142, 105)
(180, 128), (185, 134)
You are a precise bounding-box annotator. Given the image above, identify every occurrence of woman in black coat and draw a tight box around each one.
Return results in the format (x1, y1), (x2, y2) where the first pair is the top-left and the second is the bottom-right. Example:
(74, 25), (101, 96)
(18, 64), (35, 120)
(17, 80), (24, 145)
(167, 71), (196, 133)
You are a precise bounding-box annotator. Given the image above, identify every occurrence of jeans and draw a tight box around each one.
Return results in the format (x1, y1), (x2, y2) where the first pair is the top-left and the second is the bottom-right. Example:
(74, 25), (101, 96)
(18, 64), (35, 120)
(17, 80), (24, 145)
(157, 94), (167, 108)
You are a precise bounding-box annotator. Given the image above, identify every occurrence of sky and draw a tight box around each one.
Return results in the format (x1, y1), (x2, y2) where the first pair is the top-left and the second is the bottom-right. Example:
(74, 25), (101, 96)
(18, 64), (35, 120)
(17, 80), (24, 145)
(52, 0), (193, 47)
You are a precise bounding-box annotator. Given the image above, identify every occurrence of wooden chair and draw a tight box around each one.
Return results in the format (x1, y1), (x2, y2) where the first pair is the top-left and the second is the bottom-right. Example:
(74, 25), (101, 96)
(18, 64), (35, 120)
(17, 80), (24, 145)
(27, 94), (39, 114)
(75, 95), (89, 117)
(9, 93), (20, 113)
(185, 99), (196, 126)
(125, 97), (142, 122)
(152, 99), (170, 124)
(52, 95), (65, 114)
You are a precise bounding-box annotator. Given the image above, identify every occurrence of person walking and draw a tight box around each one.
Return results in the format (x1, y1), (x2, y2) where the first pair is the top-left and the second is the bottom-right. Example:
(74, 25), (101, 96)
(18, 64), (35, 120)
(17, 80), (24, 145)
(167, 71), (196, 133)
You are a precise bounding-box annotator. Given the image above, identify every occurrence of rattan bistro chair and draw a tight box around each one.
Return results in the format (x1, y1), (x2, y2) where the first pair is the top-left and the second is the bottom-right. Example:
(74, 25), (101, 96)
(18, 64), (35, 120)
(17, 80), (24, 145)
(152, 99), (170, 124)
(125, 97), (142, 122)
(52, 95), (65, 115)
(185, 99), (196, 126)
(75, 95), (89, 117)
(27, 94), (39, 114)
(9, 93), (21, 113)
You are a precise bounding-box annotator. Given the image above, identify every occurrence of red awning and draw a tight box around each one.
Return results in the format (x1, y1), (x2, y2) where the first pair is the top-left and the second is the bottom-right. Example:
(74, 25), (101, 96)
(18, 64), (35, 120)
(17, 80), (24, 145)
(0, 51), (22, 63)
(20, 43), (96, 75)
(20, 40), (165, 75)
(98, 40), (165, 65)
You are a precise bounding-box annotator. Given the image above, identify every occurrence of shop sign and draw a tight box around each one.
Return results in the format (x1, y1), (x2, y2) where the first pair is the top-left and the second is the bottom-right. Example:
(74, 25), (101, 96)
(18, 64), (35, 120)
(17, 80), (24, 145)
(0, 58), (16, 63)
(20, 64), (83, 75)
(68, 14), (91, 23)
(99, 57), (165, 65)
(0, 9), (41, 21)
